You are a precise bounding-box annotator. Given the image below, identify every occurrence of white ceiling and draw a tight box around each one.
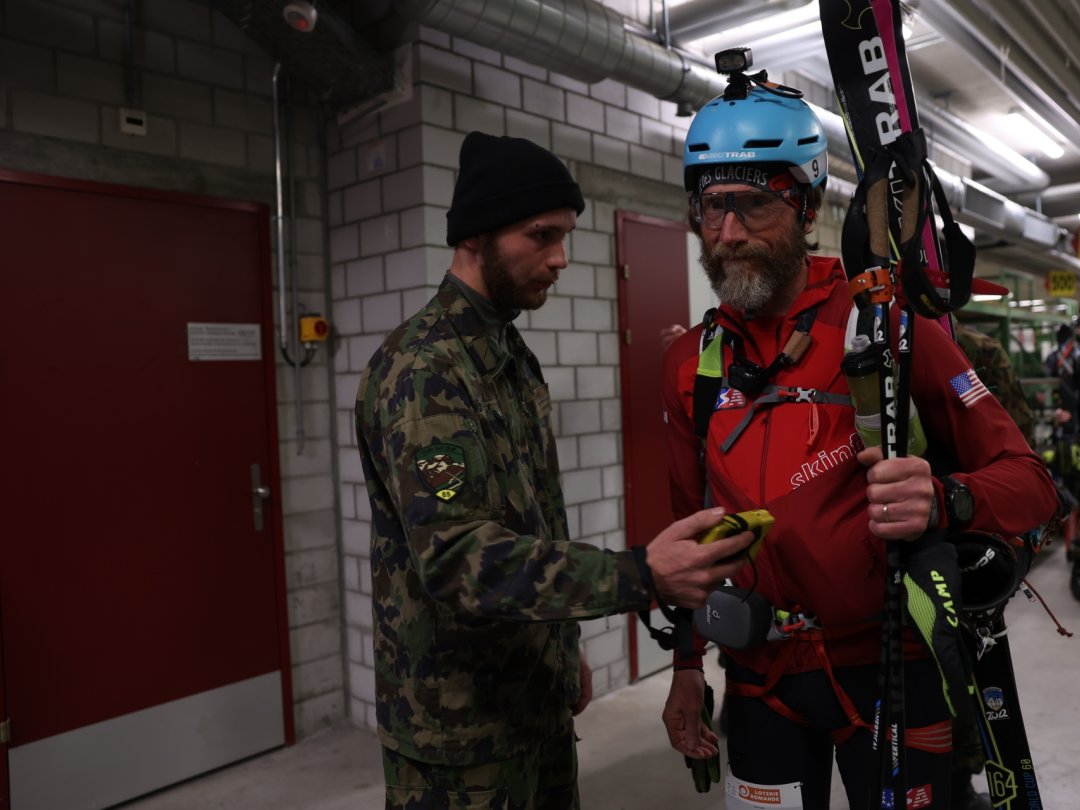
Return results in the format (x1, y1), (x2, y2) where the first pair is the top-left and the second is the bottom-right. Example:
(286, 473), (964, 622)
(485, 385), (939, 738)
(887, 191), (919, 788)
(668, 0), (1080, 228)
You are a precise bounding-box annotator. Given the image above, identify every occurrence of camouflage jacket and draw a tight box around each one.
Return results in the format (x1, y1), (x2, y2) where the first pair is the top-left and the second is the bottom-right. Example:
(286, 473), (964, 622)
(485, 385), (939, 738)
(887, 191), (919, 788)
(954, 323), (1035, 448)
(356, 275), (651, 765)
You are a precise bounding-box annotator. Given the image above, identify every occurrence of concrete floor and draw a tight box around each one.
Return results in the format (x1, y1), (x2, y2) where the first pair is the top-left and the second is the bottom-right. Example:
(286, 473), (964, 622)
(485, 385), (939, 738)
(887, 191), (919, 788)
(122, 544), (1079, 810)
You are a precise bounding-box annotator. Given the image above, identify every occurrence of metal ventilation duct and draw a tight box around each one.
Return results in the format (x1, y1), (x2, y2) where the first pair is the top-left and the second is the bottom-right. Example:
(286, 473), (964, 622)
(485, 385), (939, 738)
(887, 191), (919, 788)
(394, 0), (724, 108)
(209, 0), (394, 109)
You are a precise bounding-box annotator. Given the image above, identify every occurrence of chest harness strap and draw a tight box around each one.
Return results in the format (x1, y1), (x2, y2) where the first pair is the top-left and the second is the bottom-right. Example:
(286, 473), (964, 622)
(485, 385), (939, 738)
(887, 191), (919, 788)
(693, 306), (851, 452)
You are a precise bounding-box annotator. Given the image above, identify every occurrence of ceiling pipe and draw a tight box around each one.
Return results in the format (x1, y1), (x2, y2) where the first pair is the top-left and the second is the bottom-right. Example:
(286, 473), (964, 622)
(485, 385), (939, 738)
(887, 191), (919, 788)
(917, 100), (1050, 194)
(919, 0), (1080, 148)
(1036, 182), (1080, 202)
(667, 0), (813, 45)
(977, 0), (1080, 132)
(1015, 0), (1080, 78)
(394, 0), (724, 108)
(394, 0), (1078, 271)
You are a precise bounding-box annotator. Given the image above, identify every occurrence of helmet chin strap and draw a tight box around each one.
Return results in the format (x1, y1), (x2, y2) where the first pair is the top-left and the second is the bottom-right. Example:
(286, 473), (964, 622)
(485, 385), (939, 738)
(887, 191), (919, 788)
(801, 192), (815, 226)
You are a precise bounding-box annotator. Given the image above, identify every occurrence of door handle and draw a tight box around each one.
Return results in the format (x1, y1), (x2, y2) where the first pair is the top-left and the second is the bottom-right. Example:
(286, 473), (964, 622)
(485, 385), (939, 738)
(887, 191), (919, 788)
(251, 463), (271, 532)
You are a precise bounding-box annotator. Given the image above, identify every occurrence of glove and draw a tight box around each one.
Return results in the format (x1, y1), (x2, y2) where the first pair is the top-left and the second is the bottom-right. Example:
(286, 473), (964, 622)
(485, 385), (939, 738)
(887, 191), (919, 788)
(683, 683), (722, 792)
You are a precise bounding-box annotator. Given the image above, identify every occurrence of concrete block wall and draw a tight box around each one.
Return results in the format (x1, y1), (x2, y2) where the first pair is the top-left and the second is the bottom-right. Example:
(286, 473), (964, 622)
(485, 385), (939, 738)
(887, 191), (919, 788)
(0, 0), (344, 737)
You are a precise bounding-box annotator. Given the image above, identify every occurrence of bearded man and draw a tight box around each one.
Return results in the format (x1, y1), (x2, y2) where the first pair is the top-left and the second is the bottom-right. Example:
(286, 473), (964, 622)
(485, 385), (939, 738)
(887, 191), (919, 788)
(356, 131), (757, 808)
(660, 87), (1055, 809)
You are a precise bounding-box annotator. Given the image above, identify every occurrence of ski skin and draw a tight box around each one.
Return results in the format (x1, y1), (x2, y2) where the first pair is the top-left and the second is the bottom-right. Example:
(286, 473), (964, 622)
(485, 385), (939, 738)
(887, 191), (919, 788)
(819, 2), (1044, 808)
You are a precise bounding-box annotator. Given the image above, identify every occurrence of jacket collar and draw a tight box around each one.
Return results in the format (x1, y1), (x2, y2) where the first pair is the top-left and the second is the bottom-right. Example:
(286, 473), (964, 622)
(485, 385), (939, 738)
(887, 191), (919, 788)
(435, 275), (522, 376)
(716, 256), (845, 337)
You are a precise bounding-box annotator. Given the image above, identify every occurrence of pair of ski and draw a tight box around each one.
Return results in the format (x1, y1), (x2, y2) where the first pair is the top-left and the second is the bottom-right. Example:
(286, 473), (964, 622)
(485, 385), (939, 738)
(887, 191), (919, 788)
(819, 2), (1042, 808)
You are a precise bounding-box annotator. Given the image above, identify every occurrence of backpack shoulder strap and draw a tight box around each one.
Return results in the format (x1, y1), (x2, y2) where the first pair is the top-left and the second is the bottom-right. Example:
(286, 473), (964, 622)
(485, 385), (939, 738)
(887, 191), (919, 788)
(693, 307), (724, 439)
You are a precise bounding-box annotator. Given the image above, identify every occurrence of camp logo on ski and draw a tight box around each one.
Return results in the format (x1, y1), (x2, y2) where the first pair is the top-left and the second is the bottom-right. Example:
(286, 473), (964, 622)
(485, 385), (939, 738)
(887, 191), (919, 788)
(415, 442), (467, 501)
(716, 387), (746, 410)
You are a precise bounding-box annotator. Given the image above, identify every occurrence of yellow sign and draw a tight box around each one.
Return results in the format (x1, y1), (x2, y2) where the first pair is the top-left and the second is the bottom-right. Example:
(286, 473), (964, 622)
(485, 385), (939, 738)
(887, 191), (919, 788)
(1047, 271), (1076, 299)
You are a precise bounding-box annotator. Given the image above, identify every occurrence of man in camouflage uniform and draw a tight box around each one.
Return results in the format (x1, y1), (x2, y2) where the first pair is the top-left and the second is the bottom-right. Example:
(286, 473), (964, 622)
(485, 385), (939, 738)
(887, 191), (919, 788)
(954, 321), (1035, 448)
(356, 131), (754, 809)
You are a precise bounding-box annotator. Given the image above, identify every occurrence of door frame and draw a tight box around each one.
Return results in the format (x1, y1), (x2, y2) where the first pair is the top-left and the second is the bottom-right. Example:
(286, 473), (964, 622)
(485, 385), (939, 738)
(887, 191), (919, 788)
(615, 210), (691, 682)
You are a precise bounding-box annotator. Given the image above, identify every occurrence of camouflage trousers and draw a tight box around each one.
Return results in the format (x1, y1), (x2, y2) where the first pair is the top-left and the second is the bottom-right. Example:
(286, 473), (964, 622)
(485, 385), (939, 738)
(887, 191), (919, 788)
(382, 718), (579, 810)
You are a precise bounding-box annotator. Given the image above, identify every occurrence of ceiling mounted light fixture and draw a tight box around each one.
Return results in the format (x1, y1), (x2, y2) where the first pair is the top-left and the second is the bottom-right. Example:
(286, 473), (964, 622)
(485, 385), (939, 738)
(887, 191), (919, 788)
(1006, 110), (1065, 159)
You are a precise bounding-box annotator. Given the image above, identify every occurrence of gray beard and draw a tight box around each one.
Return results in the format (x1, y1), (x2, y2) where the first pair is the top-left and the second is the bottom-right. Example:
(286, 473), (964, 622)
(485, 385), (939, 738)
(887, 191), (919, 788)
(699, 225), (808, 314)
(710, 256), (779, 312)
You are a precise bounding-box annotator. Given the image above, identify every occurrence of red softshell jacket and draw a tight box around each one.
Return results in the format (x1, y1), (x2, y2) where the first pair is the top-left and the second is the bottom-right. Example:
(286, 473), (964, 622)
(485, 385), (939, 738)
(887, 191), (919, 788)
(662, 256), (1056, 675)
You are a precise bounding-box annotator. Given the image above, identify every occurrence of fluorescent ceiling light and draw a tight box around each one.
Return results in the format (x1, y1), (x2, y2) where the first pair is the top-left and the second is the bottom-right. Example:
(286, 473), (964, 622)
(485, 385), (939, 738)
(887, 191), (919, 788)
(945, 115), (1045, 179)
(691, 1), (820, 51)
(1006, 112), (1065, 159)
(973, 293), (1007, 302)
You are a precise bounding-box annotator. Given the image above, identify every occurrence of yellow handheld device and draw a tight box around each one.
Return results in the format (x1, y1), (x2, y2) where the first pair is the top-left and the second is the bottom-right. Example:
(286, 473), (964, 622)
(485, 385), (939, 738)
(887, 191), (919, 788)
(699, 509), (774, 563)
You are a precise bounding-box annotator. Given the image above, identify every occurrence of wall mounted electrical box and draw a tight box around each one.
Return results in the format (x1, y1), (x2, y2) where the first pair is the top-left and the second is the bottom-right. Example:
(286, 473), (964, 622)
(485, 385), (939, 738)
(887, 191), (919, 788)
(298, 314), (329, 343)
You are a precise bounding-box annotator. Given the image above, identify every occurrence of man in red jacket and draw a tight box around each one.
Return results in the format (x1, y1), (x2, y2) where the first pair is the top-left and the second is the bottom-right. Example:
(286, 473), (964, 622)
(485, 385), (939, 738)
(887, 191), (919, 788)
(660, 79), (1057, 809)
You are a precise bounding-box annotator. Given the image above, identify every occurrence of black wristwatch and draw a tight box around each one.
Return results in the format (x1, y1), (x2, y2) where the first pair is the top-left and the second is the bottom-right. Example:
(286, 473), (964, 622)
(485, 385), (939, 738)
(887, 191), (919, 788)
(942, 475), (974, 528)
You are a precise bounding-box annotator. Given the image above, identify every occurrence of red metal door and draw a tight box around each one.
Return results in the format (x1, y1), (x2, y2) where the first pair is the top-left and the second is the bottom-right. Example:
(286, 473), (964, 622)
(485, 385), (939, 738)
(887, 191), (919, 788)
(615, 211), (690, 681)
(0, 171), (292, 809)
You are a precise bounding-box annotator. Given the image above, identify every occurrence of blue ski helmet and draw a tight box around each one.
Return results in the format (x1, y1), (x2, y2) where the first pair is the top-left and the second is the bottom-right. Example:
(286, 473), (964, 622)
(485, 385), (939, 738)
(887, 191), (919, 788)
(683, 86), (827, 195)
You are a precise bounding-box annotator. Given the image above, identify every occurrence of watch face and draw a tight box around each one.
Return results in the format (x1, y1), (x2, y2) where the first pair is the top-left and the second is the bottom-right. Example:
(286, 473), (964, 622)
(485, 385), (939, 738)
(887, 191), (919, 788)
(949, 484), (975, 523)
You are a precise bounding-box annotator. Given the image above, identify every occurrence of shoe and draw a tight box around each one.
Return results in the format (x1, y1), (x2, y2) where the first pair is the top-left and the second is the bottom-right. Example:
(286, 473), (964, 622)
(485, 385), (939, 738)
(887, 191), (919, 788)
(952, 776), (992, 810)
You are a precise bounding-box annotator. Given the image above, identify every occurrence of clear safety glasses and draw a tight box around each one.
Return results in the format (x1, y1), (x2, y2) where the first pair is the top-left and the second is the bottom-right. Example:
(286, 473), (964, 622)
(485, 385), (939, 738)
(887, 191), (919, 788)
(692, 189), (798, 231)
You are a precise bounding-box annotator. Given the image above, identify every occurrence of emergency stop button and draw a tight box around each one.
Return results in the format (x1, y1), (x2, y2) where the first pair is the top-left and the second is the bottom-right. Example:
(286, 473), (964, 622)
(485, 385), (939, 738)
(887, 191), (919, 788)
(299, 314), (329, 343)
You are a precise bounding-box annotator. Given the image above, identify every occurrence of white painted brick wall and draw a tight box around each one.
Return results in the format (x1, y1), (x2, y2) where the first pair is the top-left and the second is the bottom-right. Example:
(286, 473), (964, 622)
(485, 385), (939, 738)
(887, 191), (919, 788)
(579, 433), (619, 467)
(577, 366), (617, 399)
(455, 95), (506, 135)
(552, 122), (592, 162)
(558, 331), (598, 365)
(474, 61), (522, 108)
(554, 263), (595, 297)
(398, 206), (446, 250)
(346, 257), (386, 296)
(566, 93), (605, 133)
(574, 298), (615, 331)
(559, 401), (603, 436)
(523, 79), (566, 121)
(605, 106), (641, 143)
(544, 366), (576, 402)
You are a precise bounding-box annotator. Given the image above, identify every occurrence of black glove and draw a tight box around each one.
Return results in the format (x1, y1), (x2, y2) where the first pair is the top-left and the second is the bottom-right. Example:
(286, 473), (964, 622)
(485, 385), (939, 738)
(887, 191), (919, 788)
(683, 683), (721, 792)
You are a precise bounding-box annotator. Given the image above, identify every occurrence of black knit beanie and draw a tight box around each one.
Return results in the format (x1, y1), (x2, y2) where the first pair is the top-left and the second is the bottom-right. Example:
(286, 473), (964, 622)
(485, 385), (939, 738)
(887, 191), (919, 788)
(446, 131), (585, 246)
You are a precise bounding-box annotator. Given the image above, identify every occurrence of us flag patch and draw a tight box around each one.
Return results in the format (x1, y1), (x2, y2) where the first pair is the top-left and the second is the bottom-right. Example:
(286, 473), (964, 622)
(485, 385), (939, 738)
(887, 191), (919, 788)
(949, 369), (990, 408)
(716, 387), (746, 410)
